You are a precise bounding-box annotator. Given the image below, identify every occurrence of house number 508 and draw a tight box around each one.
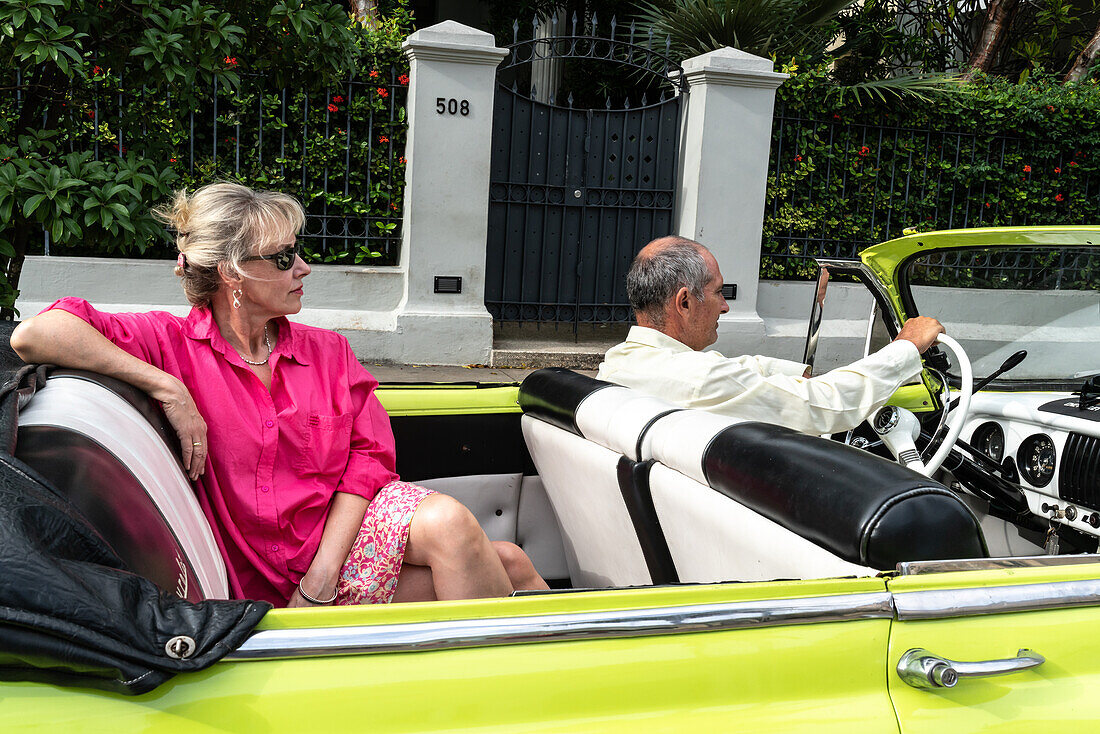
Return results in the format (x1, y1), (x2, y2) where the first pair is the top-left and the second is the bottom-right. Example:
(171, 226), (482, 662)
(436, 98), (470, 116)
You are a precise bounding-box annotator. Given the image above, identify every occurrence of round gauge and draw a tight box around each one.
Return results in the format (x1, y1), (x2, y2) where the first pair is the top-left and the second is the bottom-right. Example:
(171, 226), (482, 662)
(971, 422), (1005, 463)
(1017, 434), (1057, 488)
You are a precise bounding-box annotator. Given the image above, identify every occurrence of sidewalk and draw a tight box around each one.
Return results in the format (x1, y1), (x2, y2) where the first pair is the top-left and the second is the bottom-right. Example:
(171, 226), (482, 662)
(363, 324), (616, 383)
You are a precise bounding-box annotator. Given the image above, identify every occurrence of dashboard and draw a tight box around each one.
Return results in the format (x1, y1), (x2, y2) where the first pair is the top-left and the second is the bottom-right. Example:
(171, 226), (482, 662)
(961, 392), (1100, 538)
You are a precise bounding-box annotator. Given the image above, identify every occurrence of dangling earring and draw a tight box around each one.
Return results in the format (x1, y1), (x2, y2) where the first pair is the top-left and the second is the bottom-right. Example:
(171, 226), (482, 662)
(232, 289), (242, 309)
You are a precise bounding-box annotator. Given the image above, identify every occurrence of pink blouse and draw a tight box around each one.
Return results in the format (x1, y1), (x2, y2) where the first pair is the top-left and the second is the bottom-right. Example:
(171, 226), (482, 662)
(45, 298), (399, 604)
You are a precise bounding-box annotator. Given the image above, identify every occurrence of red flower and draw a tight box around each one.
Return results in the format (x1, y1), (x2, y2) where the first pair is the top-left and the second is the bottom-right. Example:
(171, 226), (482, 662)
(858, 146), (870, 157)
(327, 103), (338, 113)
(1055, 193), (1064, 202)
(85, 109), (95, 119)
(333, 95), (345, 103)
(832, 113), (841, 121)
(169, 157), (178, 163)
(377, 87), (389, 98)
(369, 70), (380, 78)
(398, 74), (409, 85)
(390, 203), (398, 211)
(1054, 167), (1061, 174)
(1046, 105), (1055, 112)
(793, 154), (803, 162)
(113, 143), (126, 153)
(1070, 161), (1078, 167)
(984, 202), (991, 208)
(1023, 164), (1031, 173)
(399, 156), (406, 164)
(378, 135), (389, 144)
(92, 65), (103, 76)
(224, 56), (238, 66)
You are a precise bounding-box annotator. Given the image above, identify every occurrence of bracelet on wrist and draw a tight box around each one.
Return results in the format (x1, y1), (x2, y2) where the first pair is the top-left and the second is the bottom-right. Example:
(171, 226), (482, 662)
(297, 580), (338, 605)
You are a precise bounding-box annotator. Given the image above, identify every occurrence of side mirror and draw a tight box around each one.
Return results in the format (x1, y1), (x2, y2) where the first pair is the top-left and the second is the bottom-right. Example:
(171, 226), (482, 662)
(802, 265), (830, 372)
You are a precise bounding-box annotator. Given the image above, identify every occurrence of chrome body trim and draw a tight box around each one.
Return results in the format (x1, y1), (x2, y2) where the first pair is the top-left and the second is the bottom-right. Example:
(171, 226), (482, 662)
(898, 554), (1100, 575)
(893, 578), (1100, 620)
(227, 591), (894, 660)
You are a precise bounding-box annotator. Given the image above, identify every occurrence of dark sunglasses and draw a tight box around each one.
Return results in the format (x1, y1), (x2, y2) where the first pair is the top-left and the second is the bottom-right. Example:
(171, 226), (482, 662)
(243, 242), (302, 271)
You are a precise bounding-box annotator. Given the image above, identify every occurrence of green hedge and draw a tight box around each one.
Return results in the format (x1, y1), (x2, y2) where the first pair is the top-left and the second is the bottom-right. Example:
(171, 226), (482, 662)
(763, 64), (1100, 279)
(0, 0), (413, 315)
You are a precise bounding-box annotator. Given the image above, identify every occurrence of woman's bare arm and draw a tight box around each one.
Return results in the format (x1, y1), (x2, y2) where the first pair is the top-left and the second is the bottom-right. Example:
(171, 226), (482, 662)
(287, 490), (369, 607)
(11, 310), (209, 479)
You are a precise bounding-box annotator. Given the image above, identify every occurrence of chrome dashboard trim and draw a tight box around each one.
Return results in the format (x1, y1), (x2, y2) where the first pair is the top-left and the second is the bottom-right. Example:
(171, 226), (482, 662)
(893, 578), (1100, 620)
(227, 591), (894, 660)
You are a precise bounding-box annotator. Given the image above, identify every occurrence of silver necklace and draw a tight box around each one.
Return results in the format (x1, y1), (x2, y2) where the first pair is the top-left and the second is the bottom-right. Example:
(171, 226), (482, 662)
(238, 324), (273, 366)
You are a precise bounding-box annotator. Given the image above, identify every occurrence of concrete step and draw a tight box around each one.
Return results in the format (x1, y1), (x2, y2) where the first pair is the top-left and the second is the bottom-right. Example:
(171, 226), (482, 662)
(490, 323), (628, 370)
(490, 346), (606, 370)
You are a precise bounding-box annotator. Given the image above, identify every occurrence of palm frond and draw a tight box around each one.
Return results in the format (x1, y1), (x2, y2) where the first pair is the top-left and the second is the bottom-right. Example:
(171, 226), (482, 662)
(636, 0), (812, 58)
(794, 0), (860, 28)
(827, 73), (970, 105)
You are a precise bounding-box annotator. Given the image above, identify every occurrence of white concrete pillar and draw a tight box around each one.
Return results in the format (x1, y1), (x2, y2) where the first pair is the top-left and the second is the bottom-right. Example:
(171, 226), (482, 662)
(675, 48), (787, 354)
(395, 21), (507, 365)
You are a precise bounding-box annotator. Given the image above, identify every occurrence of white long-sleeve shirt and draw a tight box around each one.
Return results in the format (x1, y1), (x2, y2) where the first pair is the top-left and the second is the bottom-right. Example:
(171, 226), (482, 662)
(596, 326), (923, 435)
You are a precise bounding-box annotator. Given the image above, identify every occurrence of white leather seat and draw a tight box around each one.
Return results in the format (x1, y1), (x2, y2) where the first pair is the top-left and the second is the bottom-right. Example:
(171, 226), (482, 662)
(521, 415), (650, 587)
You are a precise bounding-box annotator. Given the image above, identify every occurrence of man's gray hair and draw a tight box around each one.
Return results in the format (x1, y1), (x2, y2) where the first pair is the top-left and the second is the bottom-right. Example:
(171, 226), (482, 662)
(626, 238), (710, 327)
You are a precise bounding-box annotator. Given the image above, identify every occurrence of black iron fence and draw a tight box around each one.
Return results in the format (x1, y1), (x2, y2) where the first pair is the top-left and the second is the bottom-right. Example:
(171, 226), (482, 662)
(909, 247), (1099, 291)
(29, 67), (408, 264)
(763, 108), (1100, 279)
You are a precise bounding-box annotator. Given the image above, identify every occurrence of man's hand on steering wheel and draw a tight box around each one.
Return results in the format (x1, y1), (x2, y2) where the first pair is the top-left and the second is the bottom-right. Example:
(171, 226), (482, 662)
(894, 317), (945, 354)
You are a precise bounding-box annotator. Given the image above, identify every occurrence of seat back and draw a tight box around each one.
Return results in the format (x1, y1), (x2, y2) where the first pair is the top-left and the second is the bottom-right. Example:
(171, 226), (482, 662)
(644, 410), (989, 577)
(521, 368), (988, 586)
(519, 369), (680, 587)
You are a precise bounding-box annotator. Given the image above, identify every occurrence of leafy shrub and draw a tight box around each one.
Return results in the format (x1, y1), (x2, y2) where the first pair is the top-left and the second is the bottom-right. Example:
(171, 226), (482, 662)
(763, 63), (1100, 279)
(0, 0), (412, 315)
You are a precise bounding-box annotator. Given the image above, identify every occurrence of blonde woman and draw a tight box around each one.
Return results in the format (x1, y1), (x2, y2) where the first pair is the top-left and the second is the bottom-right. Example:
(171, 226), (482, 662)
(11, 183), (546, 607)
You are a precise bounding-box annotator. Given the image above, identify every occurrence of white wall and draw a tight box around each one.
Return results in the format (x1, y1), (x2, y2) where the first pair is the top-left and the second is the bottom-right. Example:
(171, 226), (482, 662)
(21, 256), (1087, 375)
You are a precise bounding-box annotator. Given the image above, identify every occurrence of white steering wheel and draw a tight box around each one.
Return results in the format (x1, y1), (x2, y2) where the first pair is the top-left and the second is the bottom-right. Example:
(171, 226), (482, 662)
(869, 333), (972, 477)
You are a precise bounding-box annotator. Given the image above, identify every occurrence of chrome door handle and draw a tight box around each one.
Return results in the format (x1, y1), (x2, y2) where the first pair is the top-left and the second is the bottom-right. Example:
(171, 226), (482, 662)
(897, 647), (1045, 689)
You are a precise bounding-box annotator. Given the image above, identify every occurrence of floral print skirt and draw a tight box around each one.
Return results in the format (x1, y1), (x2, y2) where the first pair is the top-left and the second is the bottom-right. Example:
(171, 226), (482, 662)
(333, 480), (435, 605)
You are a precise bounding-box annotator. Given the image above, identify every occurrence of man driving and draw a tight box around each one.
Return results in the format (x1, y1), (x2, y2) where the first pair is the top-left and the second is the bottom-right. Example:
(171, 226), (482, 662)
(596, 236), (946, 435)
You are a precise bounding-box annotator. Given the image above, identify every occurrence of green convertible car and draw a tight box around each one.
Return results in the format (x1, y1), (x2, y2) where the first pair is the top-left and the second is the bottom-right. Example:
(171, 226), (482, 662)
(2, 227), (1099, 732)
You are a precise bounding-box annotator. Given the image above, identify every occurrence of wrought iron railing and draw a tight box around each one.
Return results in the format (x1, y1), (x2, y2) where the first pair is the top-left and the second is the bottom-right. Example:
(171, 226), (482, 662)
(763, 108), (1100, 280)
(30, 67), (408, 264)
(908, 247), (1099, 291)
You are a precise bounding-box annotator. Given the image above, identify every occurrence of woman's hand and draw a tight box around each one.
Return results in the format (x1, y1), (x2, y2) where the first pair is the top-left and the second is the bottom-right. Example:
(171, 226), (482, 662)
(153, 377), (208, 480)
(287, 573), (338, 607)
(288, 492), (368, 607)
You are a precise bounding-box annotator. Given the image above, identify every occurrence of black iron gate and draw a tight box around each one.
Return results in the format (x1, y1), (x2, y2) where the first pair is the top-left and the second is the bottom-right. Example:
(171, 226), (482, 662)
(485, 18), (686, 327)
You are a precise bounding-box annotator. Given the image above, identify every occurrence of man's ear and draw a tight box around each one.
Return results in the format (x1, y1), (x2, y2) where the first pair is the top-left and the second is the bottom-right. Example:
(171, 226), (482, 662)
(673, 286), (693, 314)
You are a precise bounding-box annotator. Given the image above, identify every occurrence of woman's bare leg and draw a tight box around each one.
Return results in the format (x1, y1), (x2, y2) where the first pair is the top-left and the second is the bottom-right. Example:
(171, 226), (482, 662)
(400, 494), (513, 601)
(492, 541), (549, 591)
(392, 542), (547, 602)
(391, 563), (436, 603)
